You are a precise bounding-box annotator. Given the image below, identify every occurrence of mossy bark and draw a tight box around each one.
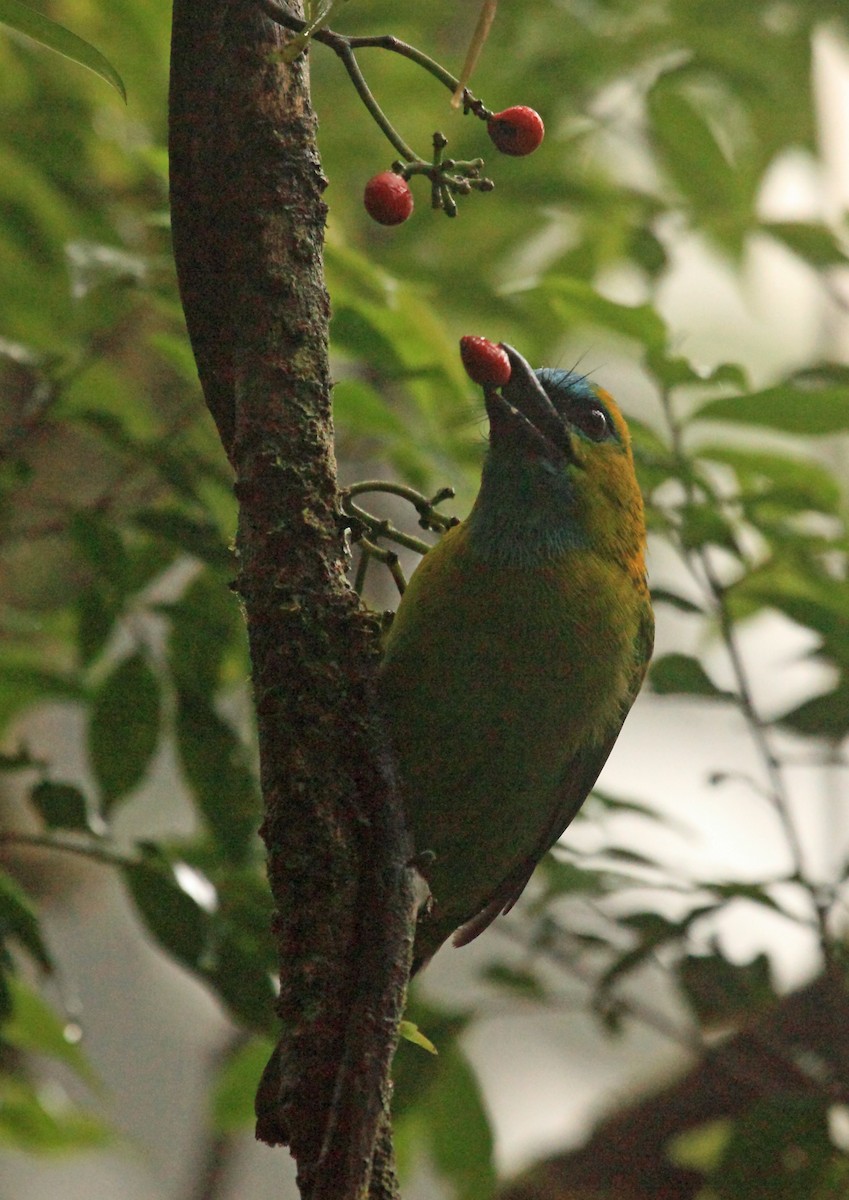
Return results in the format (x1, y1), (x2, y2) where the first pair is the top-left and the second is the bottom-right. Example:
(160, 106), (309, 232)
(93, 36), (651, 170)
(169, 4), (414, 1196)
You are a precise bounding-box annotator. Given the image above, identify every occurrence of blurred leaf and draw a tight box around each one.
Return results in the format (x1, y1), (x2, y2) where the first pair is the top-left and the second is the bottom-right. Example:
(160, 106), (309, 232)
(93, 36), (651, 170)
(480, 964), (545, 1000)
(122, 857), (210, 971)
(392, 1000), (471, 1121)
(0, 748), (43, 772)
(712, 1099), (834, 1200)
(203, 871), (275, 1031)
(651, 587), (705, 614)
(526, 276), (668, 351)
(0, 1076), (111, 1152)
(536, 856), (606, 901)
(646, 349), (748, 391)
(211, 1035), (275, 1133)
(678, 502), (740, 555)
(4, 974), (99, 1086)
(650, 654), (735, 701)
(134, 508), (233, 572)
(762, 221), (849, 269)
(69, 512), (128, 587)
(699, 445), (841, 516)
(778, 684), (849, 742)
(165, 570), (243, 697)
(0, 666), (84, 735)
(427, 1045), (496, 1200)
(333, 378), (408, 439)
(75, 588), (116, 667)
(695, 366), (849, 433)
(0, 869), (52, 977)
(600, 906), (718, 996)
(705, 881), (785, 914)
(648, 77), (749, 249)
(679, 949), (774, 1026)
(175, 691), (260, 864)
(0, 0), (126, 101)
(29, 780), (91, 831)
(88, 652), (161, 812)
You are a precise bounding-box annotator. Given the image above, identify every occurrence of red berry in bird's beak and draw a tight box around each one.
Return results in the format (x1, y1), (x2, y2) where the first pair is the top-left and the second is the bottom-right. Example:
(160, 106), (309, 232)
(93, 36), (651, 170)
(487, 106), (545, 157)
(364, 172), (414, 226)
(459, 336), (512, 387)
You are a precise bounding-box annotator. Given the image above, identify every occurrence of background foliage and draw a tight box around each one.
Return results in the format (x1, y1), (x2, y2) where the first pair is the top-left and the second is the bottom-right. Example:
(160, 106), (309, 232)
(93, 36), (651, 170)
(1, 1), (849, 1197)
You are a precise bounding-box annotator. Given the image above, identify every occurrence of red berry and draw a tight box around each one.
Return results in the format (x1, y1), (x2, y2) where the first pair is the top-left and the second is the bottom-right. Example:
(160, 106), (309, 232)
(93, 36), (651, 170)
(487, 106), (545, 157)
(364, 172), (414, 226)
(459, 336), (512, 387)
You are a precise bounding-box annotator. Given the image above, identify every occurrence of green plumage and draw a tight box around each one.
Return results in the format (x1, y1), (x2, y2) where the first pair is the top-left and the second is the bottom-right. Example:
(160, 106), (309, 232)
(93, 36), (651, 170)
(379, 347), (653, 971)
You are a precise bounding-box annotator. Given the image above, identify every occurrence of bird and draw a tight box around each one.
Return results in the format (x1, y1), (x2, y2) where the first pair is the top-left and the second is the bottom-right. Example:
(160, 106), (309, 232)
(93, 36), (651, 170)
(378, 343), (653, 973)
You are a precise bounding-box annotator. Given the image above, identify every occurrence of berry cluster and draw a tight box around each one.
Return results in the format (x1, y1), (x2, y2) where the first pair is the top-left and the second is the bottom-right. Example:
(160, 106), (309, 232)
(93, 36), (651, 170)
(364, 105), (544, 227)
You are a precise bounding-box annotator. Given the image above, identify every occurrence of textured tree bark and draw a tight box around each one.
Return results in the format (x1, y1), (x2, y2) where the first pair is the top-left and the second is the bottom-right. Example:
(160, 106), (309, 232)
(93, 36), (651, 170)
(169, 4), (415, 1197)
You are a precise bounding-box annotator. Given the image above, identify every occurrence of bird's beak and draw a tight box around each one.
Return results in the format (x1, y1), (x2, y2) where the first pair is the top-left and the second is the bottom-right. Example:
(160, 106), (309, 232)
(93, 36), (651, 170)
(483, 344), (575, 463)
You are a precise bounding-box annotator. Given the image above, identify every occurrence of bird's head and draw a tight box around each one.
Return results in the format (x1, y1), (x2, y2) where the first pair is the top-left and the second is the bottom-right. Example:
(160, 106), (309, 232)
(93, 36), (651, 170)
(468, 345), (646, 571)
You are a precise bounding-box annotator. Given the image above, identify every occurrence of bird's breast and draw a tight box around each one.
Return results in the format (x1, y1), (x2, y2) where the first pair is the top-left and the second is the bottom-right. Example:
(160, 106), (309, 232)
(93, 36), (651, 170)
(379, 522), (645, 916)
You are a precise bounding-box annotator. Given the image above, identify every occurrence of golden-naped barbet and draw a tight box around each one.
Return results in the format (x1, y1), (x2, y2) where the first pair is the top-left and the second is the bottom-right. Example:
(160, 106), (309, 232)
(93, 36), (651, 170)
(379, 343), (653, 973)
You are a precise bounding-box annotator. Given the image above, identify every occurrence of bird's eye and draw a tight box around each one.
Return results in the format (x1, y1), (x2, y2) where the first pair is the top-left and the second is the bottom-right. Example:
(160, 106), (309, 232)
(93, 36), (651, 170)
(574, 406), (610, 441)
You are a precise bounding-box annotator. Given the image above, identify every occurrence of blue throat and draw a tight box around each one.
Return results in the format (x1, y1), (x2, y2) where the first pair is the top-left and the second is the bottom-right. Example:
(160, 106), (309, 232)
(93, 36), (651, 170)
(464, 452), (589, 567)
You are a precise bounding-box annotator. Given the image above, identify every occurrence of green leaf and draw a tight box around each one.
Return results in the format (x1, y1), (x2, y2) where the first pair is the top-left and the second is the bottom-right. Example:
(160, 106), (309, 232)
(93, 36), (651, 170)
(648, 78), (749, 247)
(399, 1020), (438, 1055)
(713, 1099), (834, 1200)
(527, 276), (668, 351)
(175, 691), (260, 864)
(0, 666), (84, 735)
(480, 964), (545, 1000)
(166, 571), (243, 697)
(0, 749), (43, 772)
(0, 869), (53, 976)
(134, 509), (233, 572)
(537, 855), (606, 901)
(678, 503), (740, 555)
(679, 949), (774, 1026)
(646, 349), (748, 391)
(75, 588), (117, 668)
(650, 653), (736, 701)
(333, 378), (410, 447)
(88, 653), (161, 813)
(69, 512), (128, 587)
(202, 873), (276, 1031)
(0, 1076), (111, 1152)
(651, 587), (705, 614)
(694, 367), (849, 433)
(762, 221), (849, 268)
(427, 1046), (496, 1200)
(122, 858), (210, 971)
(587, 789), (674, 827)
(699, 445), (841, 516)
(4, 974), (99, 1086)
(0, 0), (125, 101)
(778, 684), (849, 741)
(29, 781), (91, 832)
(211, 1036), (275, 1133)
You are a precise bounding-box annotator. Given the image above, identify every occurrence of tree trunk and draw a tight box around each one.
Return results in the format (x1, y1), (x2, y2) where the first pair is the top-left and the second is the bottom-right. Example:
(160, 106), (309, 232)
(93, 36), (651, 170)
(168, 4), (415, 1197)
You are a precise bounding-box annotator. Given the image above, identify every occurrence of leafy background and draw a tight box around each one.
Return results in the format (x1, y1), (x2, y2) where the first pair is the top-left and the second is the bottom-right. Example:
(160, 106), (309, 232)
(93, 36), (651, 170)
(1, 1), (849, 1198)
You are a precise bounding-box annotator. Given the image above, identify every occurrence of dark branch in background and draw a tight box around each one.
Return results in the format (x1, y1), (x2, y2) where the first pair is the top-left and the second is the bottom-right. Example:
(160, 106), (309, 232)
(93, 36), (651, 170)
(499, 970), (849, 1200)
(169, 3), (416, 1199)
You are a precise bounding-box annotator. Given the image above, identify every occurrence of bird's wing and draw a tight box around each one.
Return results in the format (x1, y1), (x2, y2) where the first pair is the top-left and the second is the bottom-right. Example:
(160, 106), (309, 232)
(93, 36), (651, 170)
(453, 600), (654, 949)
